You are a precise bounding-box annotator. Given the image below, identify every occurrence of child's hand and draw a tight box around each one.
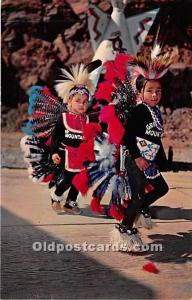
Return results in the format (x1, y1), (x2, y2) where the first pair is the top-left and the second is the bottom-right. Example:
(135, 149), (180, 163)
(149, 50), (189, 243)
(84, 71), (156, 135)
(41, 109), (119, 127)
(135, 157), (149, 172)
(52, 153), (61, 164)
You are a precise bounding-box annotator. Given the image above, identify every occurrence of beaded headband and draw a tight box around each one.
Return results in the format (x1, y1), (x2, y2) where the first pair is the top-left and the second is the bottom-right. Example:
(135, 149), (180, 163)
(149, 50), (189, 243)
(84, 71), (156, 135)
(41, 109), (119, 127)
(68, 85), (90, 99)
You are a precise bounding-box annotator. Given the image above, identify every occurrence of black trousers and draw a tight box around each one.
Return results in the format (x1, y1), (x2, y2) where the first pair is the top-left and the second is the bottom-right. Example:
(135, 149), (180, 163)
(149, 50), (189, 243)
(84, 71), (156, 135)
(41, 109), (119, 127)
(122, 155), (169, 228)
(55, 169), (79, 202)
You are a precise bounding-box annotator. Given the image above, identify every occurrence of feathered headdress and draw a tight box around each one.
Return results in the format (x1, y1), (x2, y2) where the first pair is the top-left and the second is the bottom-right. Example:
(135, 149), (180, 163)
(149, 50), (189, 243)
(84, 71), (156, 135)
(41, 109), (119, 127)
(55, 64), (94, 103)
(128, 43), (176, 83)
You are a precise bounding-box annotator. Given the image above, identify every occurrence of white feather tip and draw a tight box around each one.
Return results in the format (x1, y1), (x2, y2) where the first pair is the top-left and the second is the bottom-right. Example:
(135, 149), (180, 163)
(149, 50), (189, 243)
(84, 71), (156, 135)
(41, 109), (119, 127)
(151, 44), (161, 60)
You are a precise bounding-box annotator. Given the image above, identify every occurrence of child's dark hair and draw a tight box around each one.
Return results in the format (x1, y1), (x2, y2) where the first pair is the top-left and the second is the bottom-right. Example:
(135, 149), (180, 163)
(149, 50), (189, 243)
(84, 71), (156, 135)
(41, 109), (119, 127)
(136, 75), (148, 92)
(136, 75), (162, 92)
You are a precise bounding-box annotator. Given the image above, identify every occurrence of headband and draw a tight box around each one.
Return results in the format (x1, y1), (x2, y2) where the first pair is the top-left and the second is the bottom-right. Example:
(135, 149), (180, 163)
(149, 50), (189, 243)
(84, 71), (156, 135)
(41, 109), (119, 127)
(68, 85), (90, 99)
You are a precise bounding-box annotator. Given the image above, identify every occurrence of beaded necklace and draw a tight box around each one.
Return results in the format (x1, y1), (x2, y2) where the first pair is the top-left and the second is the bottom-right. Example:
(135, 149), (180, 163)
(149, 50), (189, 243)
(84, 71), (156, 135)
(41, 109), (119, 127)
(143, 103), (164, 134)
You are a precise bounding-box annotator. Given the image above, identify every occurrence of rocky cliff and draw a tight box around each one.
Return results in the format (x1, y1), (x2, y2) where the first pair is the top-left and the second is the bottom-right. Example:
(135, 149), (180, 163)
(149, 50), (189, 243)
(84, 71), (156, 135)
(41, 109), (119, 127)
(2, 0), (192, 133)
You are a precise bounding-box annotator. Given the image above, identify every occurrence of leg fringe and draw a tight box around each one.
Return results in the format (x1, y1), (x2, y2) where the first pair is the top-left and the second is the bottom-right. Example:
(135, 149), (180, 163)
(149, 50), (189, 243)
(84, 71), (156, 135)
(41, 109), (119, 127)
(135, 214), (155, 230)
(109, 228), (134, 252)
(50, 187), (64, 202)
(110, 227), (144, 252)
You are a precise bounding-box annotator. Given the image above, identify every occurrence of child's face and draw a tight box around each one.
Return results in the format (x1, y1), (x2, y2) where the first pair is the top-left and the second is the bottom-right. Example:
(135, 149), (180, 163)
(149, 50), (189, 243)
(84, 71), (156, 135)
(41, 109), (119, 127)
(141, 80), (162, 107)
(68, 93), (89, 115)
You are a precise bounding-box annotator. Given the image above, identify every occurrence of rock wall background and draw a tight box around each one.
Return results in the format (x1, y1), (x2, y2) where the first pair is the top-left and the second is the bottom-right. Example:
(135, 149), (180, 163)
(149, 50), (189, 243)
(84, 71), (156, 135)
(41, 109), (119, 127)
(1, 0), (192, 150)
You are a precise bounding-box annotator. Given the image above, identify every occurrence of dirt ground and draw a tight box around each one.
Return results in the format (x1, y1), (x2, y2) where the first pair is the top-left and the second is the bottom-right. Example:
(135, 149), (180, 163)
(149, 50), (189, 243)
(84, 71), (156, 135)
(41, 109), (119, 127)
(1, 168), (192, 299)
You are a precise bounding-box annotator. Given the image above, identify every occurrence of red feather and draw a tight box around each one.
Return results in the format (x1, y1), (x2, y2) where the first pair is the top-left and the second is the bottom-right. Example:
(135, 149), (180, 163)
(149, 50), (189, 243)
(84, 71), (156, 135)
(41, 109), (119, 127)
(75, 142), (89, 164)
(103, 61), (119, 82)
(93, 102), (99, 109)
(99, 105), (125, 144)
(42, 86), (59, 105)
(42, 173), (54, 183)
(72, 169), (89, 195)
(145, 184), (154, 194)
(99, 105), (115, 123)
(42, 86), (52, 96)
(74, 123), (101, 166)
(76, 138), (95, 165)
(33, 111), (44, 118)
(83, 123), (102, 140)
(44, 137), (52, 147)
(114, 53), (134, 77)
(86, 139), (95, 161)
(90, 197), (103, 214)
(142, 262), (159, 274)
(94, 81), (115, 102)
(114, 54), (128, 80)
(103, 54), (134, 82)
(109, 204), (124, 221)
(108, 116), (125, 144)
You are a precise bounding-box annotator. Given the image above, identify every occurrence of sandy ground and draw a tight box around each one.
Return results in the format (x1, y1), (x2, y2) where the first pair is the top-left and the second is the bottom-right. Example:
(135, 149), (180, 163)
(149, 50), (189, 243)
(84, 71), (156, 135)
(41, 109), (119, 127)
(1, 168), (192, 299)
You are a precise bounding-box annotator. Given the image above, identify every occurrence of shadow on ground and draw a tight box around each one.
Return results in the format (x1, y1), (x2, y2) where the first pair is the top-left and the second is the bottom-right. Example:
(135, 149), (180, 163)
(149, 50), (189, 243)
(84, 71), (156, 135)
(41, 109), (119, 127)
(58, 204), (192, 224)
(57, 204), (113, 220)
(166, 161), (192, 172)
(1, 207), (155, 299)
(150, 206), (192, 221)
(146, 231), (192, 264)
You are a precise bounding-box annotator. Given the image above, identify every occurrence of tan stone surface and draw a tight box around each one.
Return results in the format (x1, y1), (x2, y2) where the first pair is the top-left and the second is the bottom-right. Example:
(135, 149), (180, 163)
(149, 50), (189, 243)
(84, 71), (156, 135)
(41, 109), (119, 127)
(1, 169), (192, 299)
